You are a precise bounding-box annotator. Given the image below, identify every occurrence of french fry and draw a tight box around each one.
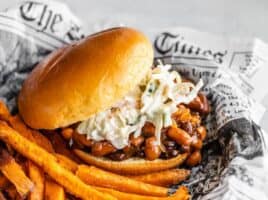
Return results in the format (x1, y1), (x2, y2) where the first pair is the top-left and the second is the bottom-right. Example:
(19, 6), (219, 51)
(129, 169), (190, 187)
(94, 186), (190, 200)
(74, 149), (188, 175)
(44, 179), (65, 200)
(0, 102), (54, 153)
(0, 122), (116, 200)
(0, 101), (10, 122)
(8, 115), (54, 153)
(76, 165), (168, 197)
(55, 154), (78, 173)
(28, 161), (45, 200)
(0, 149), (34, 197)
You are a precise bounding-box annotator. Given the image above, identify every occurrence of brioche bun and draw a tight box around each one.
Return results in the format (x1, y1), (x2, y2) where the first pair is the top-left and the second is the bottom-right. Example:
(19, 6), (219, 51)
(74, 149), (188, 175)
(18, 27), (154, 129)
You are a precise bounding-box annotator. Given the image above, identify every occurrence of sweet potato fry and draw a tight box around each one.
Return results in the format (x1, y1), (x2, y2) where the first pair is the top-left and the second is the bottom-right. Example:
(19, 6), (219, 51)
(0, 122), (116, 200)
(55, 154), (78, 173)
(8, 115), (54, 153)
(129, 169), (190, 187)
(44, 179), (65, 200)
(94, 186), (190, 200)
(0, 101), (10, 122)
(0, 102), (54, 153)
(76, 165), (168, 197)
(0, 149), (34, 197)
(28, 161), (45, 200)
(74, 149), (188, 175)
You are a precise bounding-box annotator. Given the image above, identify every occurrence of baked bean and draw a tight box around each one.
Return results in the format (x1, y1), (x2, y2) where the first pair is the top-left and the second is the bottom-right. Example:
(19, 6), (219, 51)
(169, 149), (179, 157)
(197, 126), (207, 141)
(180, 122), (193, 135)
(123, 145), (136, 157)
(181, 145), (191, 153)
(136, 149), (145, 158)
(73, 131), (94, 147)
(129, 134), (144, 147)
(166, 127), (192, 146)
(188, 96), (202, 112)
(142, 122), (155, 137)
(163, 140), (176, 148)
(188, 93), (210, 114)
(199, 93), (210, 114)
(91, 142), (116, 157)
(160, 152), (169, 159)
(186, 151), (201, 167)
(61, 128), (73, 140)
(191, 137), (203, 150)
(161, 131), (168, 141)
(145, 137), (161, 160)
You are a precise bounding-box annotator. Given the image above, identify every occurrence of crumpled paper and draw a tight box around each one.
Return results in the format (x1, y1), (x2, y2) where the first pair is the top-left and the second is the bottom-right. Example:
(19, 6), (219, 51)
(0, 1), (267, 199)
(147, 28), (268, 200)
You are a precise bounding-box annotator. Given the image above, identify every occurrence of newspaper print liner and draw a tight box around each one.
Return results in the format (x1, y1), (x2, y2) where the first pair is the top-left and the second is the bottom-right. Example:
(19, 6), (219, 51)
(151, 30), (268, 199)
(0, 1), (268, 200)
(0, 0), (84, 111)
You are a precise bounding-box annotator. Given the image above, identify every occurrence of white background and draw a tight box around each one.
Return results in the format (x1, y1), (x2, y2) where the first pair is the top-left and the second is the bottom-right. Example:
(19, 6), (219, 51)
(2, 0), (268, 40)
(1, 0), (268, 130)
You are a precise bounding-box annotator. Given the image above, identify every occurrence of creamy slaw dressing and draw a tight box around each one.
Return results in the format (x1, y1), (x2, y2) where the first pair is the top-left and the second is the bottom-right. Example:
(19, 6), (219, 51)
(77, 64), (203, 149)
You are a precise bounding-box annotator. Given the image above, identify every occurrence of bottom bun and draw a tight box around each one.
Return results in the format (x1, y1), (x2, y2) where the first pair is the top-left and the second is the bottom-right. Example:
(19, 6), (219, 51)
(74, 149), (188, 175)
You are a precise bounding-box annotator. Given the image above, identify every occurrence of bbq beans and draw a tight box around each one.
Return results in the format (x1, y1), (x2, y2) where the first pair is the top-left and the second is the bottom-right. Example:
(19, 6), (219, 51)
(145, 137), (161, 160)
(163, 140), (176, 149)
(91, 142), (116, 157)
(196, 126), (207, 141)
(72, 131), (94, 147)
(180, 122), (193, 135)
(186, 151), (201, 166)
(191, 136), (203, 150)
(123, 145), (136, 157)
(169, 149), (179, 157)
(129, 134), (144, 147)
(188, 93), (210, 115)
(166, 127), (192, 146)
(142, 122), (155, 137)
(67, 92), (209, 166)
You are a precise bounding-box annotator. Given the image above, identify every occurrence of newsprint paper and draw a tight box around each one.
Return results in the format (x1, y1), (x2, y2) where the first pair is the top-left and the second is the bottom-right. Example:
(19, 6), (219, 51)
(0, 1), (267, 199)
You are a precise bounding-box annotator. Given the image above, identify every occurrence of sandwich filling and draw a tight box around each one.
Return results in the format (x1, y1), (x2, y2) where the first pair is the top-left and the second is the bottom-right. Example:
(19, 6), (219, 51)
(76, 64), (203, 149)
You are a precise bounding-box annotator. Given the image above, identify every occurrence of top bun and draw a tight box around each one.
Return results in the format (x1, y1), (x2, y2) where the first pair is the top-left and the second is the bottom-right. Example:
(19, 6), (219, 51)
(18, 27), (154, 129)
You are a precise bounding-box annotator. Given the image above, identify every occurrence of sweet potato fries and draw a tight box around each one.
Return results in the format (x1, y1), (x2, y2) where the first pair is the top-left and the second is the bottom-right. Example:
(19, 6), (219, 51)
(0, 101), (190, 200)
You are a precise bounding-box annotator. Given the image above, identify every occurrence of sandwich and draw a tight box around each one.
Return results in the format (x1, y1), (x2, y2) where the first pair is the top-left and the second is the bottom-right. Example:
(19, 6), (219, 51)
(18, 27), (209, 174)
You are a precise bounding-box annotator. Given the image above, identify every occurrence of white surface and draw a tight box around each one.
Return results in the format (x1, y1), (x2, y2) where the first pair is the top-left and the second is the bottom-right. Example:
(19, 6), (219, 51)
(1, 0), (268, 130)
(2, 0), (268, 40)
